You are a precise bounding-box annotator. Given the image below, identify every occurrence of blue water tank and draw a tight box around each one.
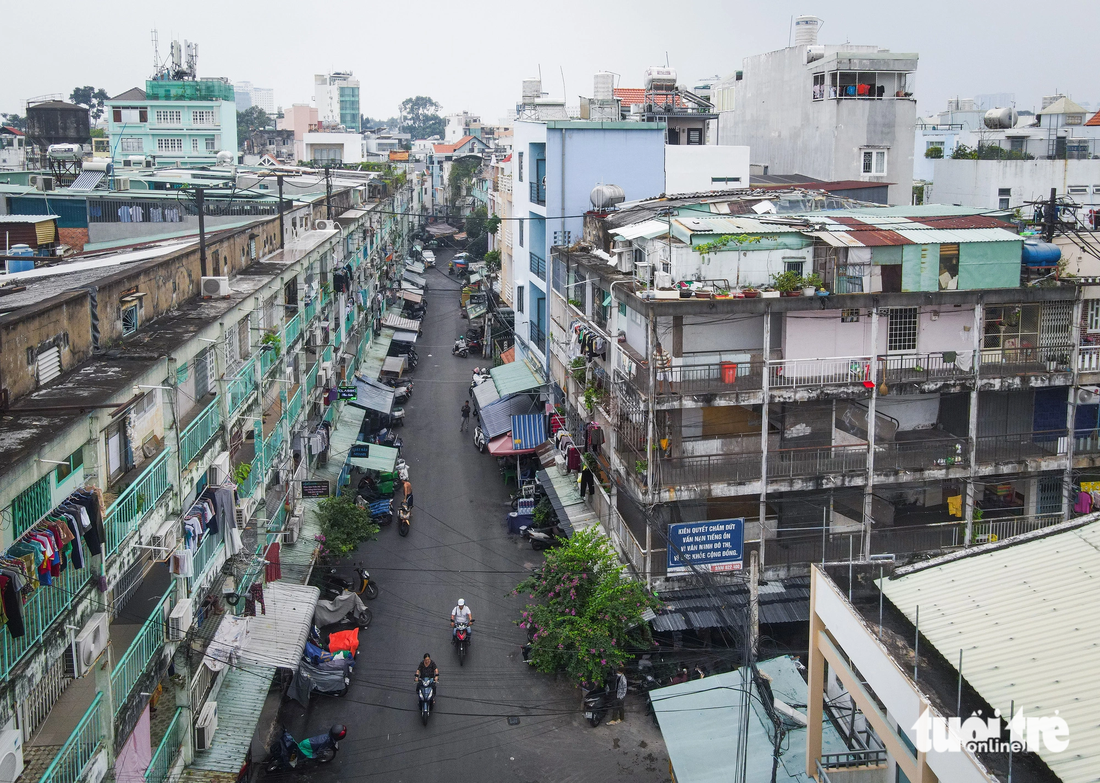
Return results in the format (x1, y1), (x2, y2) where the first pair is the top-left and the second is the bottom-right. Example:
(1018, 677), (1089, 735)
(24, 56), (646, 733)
(5, 244), (34, 273)
(1022, 240), (1061, 267)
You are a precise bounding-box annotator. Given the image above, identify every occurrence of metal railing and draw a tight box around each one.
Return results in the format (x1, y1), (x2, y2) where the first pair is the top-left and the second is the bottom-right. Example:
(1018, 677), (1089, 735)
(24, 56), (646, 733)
(287, 389), (303, 427)
(529, 180), (545, 205)
(227, 356), (257, 415)
(976, 430), (1068, 463)
(190, 533), (225, 588)
(880, 352), (974, 383)
(304, 298), (317, 325)
(529, 252), (546, 279)
(528, 321), (546, 353)
(144, 707), (184, 783)
(1074, 428), (1100, 454)
(284, 313), (302, 347)
(260, 344), (281, 377)
(632, 361), (764, 396)
(39, 693), (104, 783)
(1079, 345), (1100, 372)
(105, 449), (172, 555)
(179, 397), (222, 467)
(820, 750), (888, 770)
(972, 513), (1063, 543)
(262, 425), (285, 472)
(769, 356), (873, 388)
(874, 437), (969, 472)
(979, 347), (1069, 377)
(238, 456), (262, 498)
(110, 585), (173, 715)
(304, 363), (318, 399)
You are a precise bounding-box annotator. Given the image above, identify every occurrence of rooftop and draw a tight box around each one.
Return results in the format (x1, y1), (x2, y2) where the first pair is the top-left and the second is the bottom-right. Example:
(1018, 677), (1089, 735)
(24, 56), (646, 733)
(1036, 97), (1087, 116)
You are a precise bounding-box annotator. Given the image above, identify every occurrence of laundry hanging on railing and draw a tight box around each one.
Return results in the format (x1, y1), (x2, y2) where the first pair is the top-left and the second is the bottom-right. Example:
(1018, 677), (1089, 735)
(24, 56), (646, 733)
(570, 322), (607, 361)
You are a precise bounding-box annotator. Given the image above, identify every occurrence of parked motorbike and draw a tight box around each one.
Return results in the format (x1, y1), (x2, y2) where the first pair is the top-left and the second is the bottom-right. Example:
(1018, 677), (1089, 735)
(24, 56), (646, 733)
(469, 373), (491, 396)
(473, 425), (487, 453)
(583, 685), (612, 728)
(453, 619), (473, 666)
(417, 676), (436, 726)
(452, 336), (483, 358)
(321, 567), (379, 601)
(520, 523), (567, 551)
(383, 378), (414, 403)
(397, 497), (412, 537)
(267, 725), (346, 771)
(313, 590), (373, 629)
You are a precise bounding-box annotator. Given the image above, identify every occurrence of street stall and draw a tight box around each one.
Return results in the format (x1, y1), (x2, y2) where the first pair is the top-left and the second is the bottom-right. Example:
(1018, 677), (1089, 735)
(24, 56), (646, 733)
(403, 270), (427, 289)
(381, 355), (407, 380)
(382, 313), (422, 333)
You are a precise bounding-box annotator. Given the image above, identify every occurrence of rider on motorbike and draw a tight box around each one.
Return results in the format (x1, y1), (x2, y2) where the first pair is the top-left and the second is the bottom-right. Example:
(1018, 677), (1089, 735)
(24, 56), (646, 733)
(415, 654), (439, 697)
(451, 598), (474, 642)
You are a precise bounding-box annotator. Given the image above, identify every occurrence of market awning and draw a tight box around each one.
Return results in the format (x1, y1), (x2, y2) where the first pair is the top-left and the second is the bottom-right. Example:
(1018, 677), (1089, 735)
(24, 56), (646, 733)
(382, 356), (406, 374)
(479, 394), (539, 439)
(189, 662), (276, 776)
(500, 347), (515, 364)
(511, 414), (546, 450)
(401, 282), (426, 295)
(404, 271), (427, 287)
(426, 223), (458, 236)
(488, 433), (537, 456)
(350, 375), (396, 415)
(405, 261), (426, 274)
(382, 313), (421, 332)
(391, 330), (418, 344)
(535, 468), (598, 535)
(491, 361), (543, 396)
(238, 582), (321, 669)
(347, 443), (400, 473)
(472, 379), (500, 410)
(400, 290), (423, 304)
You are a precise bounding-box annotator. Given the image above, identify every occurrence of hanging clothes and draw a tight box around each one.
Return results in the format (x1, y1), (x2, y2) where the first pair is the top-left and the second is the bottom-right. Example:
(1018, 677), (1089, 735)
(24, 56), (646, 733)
(265, 542), (282, 583)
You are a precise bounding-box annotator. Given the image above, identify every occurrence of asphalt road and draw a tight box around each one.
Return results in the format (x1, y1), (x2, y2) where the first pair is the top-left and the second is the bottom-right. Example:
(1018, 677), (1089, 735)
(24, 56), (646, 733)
(271, 250), (670, 783)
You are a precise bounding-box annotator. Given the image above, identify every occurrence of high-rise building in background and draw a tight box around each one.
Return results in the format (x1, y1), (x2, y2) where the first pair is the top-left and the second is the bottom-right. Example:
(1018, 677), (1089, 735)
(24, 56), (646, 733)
(314, 72), (360, 132)
(234, 81), (276, 114)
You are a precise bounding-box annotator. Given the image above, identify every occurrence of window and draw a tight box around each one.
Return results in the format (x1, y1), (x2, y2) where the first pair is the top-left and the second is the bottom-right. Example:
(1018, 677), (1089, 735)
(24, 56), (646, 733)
(1009, 138), (1025, 153)
(926, 140), (944, 153)
(113, 107), (147, 124)
(812, 73), (826, 100)
(517, 285), (524, 313)
(55, 448), (84, 483)
(192, 138), (200, 152)
(784, 259), (805, 276)
(122, 304), (139, 335)
(997, 187), (1012, 210)
(938, 244), (959, 290)
(136, 389), (157, 417)
(1087, 300), (1100, 334)
(192, 110), (217, 126)
(518, 219), (524, 247)
(887, 307), (918, 353)
(841, 308), (860, 323)
(619, 302), (627, 317)
(205, 137), (216, 151)
(687, 128), (703, 145)
(157, 138), (184, 152)
(1065, 114), (1083, 126)
(861, 149), (887, 175)
(154, 109), (182, 125)
(518, 151), (524, 182)
(1068, 185), (1089, 196)
(120, 137), (143, 153)
(711, 176), (742, 185)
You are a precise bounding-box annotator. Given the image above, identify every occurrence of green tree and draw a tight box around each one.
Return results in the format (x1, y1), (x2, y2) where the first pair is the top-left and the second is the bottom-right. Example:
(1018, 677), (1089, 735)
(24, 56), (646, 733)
(315, 492), (380, 558)
(514, 526), (661, 685)
(237, 106), (271, 144)
(483, 249), (502, 272)
(924, 145), (944, 159)
(1, 113), (27, 132)
(951, 142), (1033, 161)
(448, 157), (480, 205)
(399, 96), (445, 140)
(70, 86), (110, 122)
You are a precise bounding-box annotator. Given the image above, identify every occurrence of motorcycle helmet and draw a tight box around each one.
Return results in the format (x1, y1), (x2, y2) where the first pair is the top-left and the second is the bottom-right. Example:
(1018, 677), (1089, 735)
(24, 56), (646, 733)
(329, 724), (347, 742)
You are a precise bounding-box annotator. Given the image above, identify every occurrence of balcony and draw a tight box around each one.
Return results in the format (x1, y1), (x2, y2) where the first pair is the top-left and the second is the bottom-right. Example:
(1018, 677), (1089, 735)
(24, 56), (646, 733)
(287, 388), (304, 427)
(144, 707), (184, 783)
(529, 252), (546, 279)
(110, 585), (173, 716)
(259, 344), (281, 377)
(189, 531), (225, 590)
(284, 312), (302, 347)
(975, 430), (1067, 464)
(304, 298), (317, 325)
(1079, 345), (1100, 372)
(178, 397), (222, 467)
(978, 347), (1070, 377)
(38, 694), (104, 783)
(530, 180), (545, 206)
(104, 450), (172, 555)
(528, 321), (546, 353)
(227, 355), (257, 415)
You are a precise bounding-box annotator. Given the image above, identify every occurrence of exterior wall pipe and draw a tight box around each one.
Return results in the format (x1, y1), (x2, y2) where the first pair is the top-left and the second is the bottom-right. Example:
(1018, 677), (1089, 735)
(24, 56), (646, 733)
(1064, 291), (1084, 516)
(964, 302), (982, 546)
(759, 305), (771, 571)
(861, 306), (879, 560)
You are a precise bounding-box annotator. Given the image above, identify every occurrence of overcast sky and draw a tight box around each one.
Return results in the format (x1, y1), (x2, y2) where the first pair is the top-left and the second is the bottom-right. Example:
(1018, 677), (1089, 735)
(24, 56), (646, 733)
(3, 0), (1097, 122)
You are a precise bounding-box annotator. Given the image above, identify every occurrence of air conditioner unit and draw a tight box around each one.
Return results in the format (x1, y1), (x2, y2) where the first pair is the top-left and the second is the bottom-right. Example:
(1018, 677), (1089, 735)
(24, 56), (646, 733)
(0, 724), (23, 783)
(149, 516), (180, 554)
(1079, 386), (1100, 404)
(286, 510), (302, 544)
(65, 613), (109, 677)
(34, 176), (54, 192)
(314, 220), (334, 231)
(168, 599), (194, 641)
(194, 701), (218, 750)
(236, 496), (256, 527)
(114, 176), (131, 191)
(201, 276), (230, 299)
(208, 451), (231, 485)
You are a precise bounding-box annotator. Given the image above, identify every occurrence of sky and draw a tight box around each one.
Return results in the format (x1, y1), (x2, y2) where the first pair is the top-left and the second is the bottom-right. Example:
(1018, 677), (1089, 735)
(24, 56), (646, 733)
(2, 0), (1098, 123)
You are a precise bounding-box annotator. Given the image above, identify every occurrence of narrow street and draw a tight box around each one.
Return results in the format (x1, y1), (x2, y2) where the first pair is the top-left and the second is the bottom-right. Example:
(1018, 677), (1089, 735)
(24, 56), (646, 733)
(273, 253), (670, 782)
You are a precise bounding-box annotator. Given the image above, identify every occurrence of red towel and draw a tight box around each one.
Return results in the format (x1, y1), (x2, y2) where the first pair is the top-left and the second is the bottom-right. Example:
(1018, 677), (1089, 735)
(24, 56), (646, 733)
(265, 542), (282, 583)
(328, 628), (360, 657)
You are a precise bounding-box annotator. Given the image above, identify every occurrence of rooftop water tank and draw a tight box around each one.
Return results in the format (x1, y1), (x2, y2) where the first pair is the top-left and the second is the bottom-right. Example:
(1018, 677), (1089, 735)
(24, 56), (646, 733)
(82, 158), (113, 174)
(216, 150), (234, 166)
(793, 15), (823, 46)
(984, 107), (1019, 130)
(522, 78), (542, 103)
(644, 67), (677, 92)
(593, 72), (615, 101)
(1021, 240), (1061, 267)
(47, 143), (84, 161)
(590, 184), (625, 210)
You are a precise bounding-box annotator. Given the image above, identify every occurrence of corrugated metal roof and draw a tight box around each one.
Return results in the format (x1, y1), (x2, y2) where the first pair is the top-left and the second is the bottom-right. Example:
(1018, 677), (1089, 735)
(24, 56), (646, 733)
(350, 376), (395, 415)
(894, 227), (1022, 244)
(807, 230), (865, 248)
(382, 313), (421, 331)
(479, 394), (539, 439)
(472, 379), (500, 410)
(674, 216), (805, 235)
(651, 579), (810, 632)
(239, 582), (320, 669)
(0, 214), (58, 224)
(382, 356), (406, 374)
(511, 413), (546, 450)
(491, 361), (543, 396)
(400, 290), (423, 304)
(403, 271), (427, 287)
(882, 519), (1100, 783)
(611, 219), (670, 240)
(405, 261), (426, 274)
(391, 330), (418, 343)
(190, 663), (276, 773)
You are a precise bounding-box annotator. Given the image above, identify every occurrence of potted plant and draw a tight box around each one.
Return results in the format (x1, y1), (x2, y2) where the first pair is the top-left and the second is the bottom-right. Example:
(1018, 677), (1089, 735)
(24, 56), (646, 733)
(742, 286), (759, 299)
(802, 273), (824, 296)
(772, 270), (802, 296)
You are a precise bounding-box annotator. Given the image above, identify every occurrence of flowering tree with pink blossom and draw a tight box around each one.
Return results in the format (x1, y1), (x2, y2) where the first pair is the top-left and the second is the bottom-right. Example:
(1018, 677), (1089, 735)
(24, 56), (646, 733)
(514, 526), (660, 684)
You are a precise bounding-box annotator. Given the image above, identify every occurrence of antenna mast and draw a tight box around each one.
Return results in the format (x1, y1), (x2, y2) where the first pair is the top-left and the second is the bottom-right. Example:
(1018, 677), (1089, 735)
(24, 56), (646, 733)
(151, 29), (160, 78)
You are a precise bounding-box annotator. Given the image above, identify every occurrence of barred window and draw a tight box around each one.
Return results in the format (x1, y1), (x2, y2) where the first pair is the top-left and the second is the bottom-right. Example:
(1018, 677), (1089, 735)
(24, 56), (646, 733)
(887, 307), (918, 352)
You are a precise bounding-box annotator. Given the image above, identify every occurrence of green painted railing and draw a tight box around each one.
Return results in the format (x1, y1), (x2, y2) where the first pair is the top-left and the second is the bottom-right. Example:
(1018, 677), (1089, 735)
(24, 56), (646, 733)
(323, 345), (334, 364)
(262, 426), (284, 473)
(304, 298), (317, 324)
(238, 456), (262, 498)
(179, 397), (222, 467)
(190, 534), (225, 591)
(144, 707), (184, 783)
(334, 327), (343, 349)
(110, 584), (173, 715)
(345, 308), (356, 334)
(260, 346), (280, 377)
(287, 389), (303, 427)
(284, 313), (302, 347)
(105, 449), (171, 555)
(11, 474), (51, 539)
(228, 356), (257, 414)
(39, 693), (103, 783)
(304, 363), (318, 398)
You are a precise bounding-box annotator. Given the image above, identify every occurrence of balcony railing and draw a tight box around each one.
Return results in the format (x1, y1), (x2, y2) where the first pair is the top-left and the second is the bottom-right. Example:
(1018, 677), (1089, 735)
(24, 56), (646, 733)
(110, 584), (173, 715)
(1079, 345), (1100, 372)
(874, 437), (969, 472)
(304, 363), (319, 399)
(179, 397), (222, 467)
(979, 347), (1069, 377)
(879, 352), (974, 383)
(227, 356), (257, 415)
(287, 389), (303, 427)
(190, 532), (224, 588)
(972, 512), (1063, 543)
(769, 356), (874, 388)
(632, 361), (764, 397)
(529, 321), (546, 353)
(238, 454), (262, 498)
(304, 298), (317, 325)
(976, 430), (1068, 463)
(105, 449), (171, 555)
(284, 313), (302, 347)
(39, 693), (104, 783)
(530, 180), (545, 206)
(260, 345), (281, 377)
(262, 425), (284, 472)
(144, 707), (184, 783)
(529, 252), (546, 279)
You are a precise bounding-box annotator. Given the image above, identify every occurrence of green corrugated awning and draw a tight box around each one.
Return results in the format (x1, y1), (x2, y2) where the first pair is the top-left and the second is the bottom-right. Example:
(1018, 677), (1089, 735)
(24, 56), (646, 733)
(491, 361), (543, 396)
(347, 443), (399, 473)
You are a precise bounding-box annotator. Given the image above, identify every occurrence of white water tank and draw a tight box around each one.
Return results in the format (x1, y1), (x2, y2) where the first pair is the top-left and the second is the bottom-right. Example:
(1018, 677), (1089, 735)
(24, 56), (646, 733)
(644, 67), (677, 92)
(590, 184), (625, 210)
(522, 78), (542, 102)
(216, 150), (234, 165)
(793, 15), (823, 46)
(47, 143), (84, 161)
(594, 72), (615, 101)
(984, 107), (1019, 129)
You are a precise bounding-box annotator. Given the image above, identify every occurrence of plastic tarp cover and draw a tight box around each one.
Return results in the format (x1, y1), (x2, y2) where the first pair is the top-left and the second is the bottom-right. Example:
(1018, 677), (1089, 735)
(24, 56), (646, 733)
(288, 658), (351, 707)
(313, 591), (367, 627)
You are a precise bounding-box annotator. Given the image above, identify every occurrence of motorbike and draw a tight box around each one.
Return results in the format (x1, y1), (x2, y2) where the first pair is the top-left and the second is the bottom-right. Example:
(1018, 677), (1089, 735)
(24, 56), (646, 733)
(367, 427), (403, 450)
(320, 567), (379, 601)
(382, 378), (414, 404)
(453, 619), (473, 666)
(469, 373), (491, 396)
(473, 425), (487, 453)
(267, 725), (346, 771)
(452, 336), (483, 358)
(397, 497), (412, 537)
(417, 676), (436, 726)
(583, 685), (612, 728)
(520, 523), (567, 551)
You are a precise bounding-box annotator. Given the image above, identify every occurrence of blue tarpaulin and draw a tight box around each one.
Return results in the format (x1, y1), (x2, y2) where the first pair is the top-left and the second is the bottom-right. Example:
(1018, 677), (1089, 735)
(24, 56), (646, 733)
(510, 414), (546, 451)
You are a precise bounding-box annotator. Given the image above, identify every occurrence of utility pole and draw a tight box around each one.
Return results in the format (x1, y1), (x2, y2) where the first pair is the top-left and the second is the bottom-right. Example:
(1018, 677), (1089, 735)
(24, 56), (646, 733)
(1043, 187), (1058, 243)
(277, 174), (285, 249)
(194, 186), (208, 277)
(325, 165), (333, 221)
